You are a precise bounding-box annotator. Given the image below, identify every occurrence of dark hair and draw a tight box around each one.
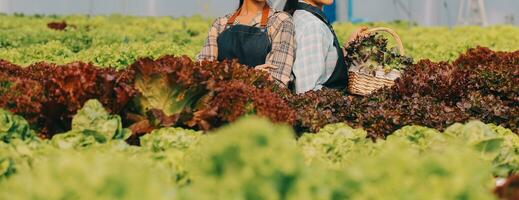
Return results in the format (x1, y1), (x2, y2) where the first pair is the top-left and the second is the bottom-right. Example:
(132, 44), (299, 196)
(238, 0), (299, 14)
(283, 0), (299, 15)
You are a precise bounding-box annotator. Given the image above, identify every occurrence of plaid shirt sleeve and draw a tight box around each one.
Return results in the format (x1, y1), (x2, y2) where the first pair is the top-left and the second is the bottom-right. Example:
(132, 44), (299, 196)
(293, 20), (334, 94)
(196, 17), (226, 61)
(265, 12), (296, 86)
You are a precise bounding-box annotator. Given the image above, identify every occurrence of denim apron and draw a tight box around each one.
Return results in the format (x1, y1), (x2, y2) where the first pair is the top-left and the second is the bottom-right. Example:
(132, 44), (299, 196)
(217, 5), (272, 68)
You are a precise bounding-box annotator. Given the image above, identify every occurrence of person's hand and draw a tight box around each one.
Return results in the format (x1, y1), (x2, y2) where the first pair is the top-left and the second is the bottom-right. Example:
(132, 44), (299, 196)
(256, 63), (277, 72)
(344, 26), (369, 48)
(255, 64), (277, 81)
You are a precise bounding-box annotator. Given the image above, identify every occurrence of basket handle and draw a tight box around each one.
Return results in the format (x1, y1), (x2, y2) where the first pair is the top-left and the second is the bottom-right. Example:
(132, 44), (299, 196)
(362, 27), (405, 56)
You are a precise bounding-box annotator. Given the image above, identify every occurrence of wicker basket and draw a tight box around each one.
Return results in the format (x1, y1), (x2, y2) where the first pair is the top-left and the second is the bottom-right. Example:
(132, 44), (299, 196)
(347, 27), (405, 96)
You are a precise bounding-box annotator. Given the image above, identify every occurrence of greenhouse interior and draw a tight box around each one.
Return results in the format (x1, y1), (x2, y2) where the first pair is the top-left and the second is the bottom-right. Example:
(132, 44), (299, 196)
(0, 0), (518, 199)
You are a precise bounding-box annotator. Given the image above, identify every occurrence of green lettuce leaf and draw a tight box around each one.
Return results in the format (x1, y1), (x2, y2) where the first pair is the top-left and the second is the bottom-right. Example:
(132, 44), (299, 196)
(0, 150), (175, 200)
(131, 57), (206, 118)
(140, 127), (201, 152)
(298, 123), (371, 167)
(0, 109), (36, 143)
(0, 158), (14, 180)
(71, 99), (128, 140)
(134, 72), (185, 116)
(182, 116), (303, 200)
(445, 121), (519, 177)
(52, 99), (130, 149)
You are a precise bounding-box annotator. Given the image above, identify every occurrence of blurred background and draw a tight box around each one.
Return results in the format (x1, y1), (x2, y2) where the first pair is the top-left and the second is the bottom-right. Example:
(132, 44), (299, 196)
(0, 0), (517, 26)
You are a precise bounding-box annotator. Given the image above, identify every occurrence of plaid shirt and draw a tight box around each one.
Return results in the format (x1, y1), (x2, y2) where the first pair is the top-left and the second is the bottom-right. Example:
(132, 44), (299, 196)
(292, 9), (338, 94)
(196, 9), (295, 86)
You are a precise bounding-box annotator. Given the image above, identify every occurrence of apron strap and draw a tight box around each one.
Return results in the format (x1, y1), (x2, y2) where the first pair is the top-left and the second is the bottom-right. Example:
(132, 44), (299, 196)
(295, 2), (341, 52)
(226, 4), (270, 29)
(296, 2), (334, 35)
(226, 8), (241, 26)
(259, 5), (270, 29)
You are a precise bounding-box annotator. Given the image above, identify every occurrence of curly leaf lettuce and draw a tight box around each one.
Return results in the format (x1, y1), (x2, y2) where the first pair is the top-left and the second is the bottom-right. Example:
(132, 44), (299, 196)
(445, 121), (519, 177)
(0, 150), (175, 200)
(140, 127), (201, 152)
(181, 116), (303, 200)
(298, 123), (370, 167)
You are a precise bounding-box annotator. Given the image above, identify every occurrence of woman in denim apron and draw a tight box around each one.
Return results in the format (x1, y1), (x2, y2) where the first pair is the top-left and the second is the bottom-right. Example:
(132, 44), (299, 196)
(197, 0), (298, 87)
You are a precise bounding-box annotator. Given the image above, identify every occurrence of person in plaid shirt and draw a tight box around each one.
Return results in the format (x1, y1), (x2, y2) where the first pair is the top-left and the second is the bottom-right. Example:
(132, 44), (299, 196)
(287, 0), (366, 94)
(196, 0), (297, 87)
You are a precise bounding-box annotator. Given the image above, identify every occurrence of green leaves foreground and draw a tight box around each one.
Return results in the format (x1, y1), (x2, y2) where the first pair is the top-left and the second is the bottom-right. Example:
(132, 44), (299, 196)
(1, 101), (518, 199)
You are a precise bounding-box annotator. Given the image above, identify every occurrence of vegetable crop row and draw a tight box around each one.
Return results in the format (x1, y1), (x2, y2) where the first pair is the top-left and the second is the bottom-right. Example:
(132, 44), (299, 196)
(1, 103), (518, 199)
(0, 47), (517, 139)
(2, 15), (519, 67)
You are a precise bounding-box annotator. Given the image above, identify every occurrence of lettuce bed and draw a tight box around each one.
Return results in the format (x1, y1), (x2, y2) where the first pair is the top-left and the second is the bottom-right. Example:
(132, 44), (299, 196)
(1, 15), (519, 67)
(1, 105), (516, 199)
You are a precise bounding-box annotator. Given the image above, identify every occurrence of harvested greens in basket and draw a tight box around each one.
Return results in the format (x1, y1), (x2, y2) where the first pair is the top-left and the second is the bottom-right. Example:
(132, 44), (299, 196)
(345, 33), (413, 73)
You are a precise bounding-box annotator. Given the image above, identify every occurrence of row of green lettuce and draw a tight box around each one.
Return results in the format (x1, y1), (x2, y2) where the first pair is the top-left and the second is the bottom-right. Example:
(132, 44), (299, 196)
(1, 99), (518, 199)
(0, 15), (209, 69)
(1, 15), (519, 68)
